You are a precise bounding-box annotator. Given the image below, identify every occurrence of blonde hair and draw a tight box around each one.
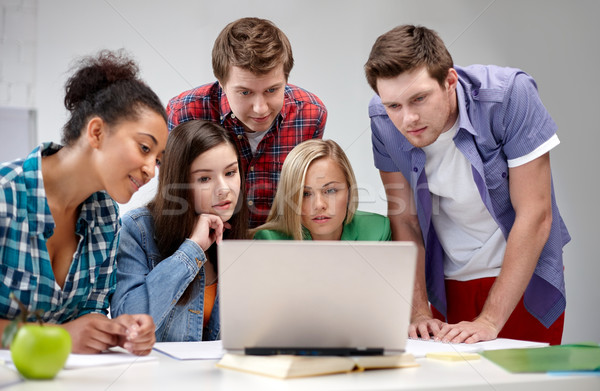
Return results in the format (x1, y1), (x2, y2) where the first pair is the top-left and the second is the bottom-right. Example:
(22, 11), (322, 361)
(253, 139), (359, 240)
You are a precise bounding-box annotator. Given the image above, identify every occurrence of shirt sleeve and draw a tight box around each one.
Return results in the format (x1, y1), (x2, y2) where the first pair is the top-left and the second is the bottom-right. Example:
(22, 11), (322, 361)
(0, 216), (21, 319)
(166, 94), (186, 131)
(507, 134), (560, 168)
(110, 214), (205, 329)
(371, 116), (401, 172)
(500, 72), (559, 161)
(369, 95), (402, 173)
(313, 106), (327, 139)
(165, 85), (210, 132)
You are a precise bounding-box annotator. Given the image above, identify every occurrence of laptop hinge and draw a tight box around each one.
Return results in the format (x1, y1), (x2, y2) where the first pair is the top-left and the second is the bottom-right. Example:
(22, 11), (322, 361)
(244, 347), (384, 356)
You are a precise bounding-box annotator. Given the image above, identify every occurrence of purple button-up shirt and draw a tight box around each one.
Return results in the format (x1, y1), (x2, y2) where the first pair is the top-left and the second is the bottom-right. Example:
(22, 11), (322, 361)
(369, 64), (570, 327)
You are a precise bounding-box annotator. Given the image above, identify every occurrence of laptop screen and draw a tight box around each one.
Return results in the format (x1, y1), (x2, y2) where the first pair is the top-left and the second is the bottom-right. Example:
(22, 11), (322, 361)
(218, 241), (417, 355)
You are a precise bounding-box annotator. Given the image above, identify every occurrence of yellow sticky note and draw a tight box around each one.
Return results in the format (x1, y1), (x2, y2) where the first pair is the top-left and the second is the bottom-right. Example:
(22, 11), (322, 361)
(426, 352), (481, 361)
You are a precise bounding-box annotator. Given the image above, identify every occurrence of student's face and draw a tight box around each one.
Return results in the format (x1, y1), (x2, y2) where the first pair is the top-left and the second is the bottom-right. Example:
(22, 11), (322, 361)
(220, 65), (286, 133)
(99, 108), (168, 204)
(301, 158), (349, 241)
(376, 66), (458, 148)
(190, 143), (241, 223)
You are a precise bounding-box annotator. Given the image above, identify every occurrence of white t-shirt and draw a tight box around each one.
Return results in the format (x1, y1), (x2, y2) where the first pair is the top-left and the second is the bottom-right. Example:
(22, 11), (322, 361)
(422, 118), (560, 281)
(422, 119), (504, 280)
(245, 130), (268, 154)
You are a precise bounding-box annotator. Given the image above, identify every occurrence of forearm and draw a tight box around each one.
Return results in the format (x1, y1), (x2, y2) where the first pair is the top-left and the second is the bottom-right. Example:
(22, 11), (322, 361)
(411, 247), (431, 322)
(389, 216), (429, 321)
(145, 247), (201, 323)
(478, 212), (552, 331)
(112, 240), (204, 327)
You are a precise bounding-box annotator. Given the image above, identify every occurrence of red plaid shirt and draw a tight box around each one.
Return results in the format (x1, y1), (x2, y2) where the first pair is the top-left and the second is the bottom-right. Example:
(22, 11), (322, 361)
(167, 82), (327, 228)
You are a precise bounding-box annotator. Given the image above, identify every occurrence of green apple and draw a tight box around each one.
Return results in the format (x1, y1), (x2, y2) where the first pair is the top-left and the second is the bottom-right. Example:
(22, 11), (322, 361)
(10, 325), (72, 380)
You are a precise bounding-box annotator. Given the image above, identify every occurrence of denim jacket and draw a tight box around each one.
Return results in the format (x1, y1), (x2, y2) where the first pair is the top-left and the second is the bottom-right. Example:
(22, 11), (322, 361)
(110, 207), (220, 342)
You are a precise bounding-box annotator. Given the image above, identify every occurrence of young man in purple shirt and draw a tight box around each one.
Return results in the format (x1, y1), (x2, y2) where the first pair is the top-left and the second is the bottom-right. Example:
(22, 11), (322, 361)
(365, 25), (569, 345)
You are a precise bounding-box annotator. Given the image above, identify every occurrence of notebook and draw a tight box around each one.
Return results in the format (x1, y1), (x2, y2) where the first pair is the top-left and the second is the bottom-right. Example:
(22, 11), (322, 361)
(217, 240), (417, 356)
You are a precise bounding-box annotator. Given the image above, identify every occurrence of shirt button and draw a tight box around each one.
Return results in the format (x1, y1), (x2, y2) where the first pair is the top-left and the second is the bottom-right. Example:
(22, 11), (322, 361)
(249, 166), (254, 172)
(231, 113), (236, 119)
(237, 134), (243, 140)
(248, 200), (254, 206)
(502, 172), (507, 178)
(413, 167), (418, 172)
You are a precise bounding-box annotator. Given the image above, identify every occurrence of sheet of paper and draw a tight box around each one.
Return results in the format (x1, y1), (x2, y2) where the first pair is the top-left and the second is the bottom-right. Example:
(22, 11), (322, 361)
(406, 338), (548, 358)
(64, 350), (157, 368)
(0, 348), (156, 369)
(153, 340), (224, 360)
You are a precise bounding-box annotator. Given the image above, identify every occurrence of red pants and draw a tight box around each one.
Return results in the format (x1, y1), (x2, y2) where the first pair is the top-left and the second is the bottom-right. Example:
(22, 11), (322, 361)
(431, 277), (564, 345)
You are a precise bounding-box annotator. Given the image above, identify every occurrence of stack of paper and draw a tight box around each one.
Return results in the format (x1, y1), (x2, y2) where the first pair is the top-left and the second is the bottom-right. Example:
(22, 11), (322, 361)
(482, 342), (600, 373)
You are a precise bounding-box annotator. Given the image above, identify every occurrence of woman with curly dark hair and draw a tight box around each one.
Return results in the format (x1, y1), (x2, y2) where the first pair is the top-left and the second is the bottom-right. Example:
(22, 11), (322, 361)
(0, 50), (167, 355)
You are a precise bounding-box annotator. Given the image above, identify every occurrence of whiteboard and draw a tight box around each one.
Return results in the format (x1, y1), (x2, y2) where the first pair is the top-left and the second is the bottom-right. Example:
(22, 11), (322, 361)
(0, 107), (37, 163)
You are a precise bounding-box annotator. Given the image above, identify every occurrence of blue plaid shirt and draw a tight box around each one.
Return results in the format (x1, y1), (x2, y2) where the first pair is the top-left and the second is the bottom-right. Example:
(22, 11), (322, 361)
(0, 143), (120, 323)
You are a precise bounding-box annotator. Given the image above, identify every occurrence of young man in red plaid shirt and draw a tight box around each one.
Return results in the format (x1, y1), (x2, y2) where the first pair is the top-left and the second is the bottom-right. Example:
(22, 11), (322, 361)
(167, 17), (328, 228)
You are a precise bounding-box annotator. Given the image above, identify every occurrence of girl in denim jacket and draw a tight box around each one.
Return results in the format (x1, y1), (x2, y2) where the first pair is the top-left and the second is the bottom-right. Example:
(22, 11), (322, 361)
(111, 120), (249, 341)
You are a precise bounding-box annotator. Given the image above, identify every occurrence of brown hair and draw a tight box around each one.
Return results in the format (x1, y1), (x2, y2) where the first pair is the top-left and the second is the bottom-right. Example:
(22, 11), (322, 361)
(364, 25), (454, 94)
(212, 17), (294, 84)
(148, 120), (249, 304)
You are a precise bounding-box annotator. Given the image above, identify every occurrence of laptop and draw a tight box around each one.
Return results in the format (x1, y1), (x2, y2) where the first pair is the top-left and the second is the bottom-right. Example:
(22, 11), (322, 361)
(217, 240), (417, 356)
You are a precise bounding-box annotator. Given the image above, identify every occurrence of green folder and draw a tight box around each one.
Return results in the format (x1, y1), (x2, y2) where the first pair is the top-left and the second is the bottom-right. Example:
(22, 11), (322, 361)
(482, 343), (600, 373)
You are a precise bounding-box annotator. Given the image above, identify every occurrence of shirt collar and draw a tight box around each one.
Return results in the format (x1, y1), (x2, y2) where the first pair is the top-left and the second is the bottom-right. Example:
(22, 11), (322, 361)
(24, 142), (61, 238)
(24, 142), (108, 238)
(218, 84), (233, 119)
(300, 221), (354, 241)
(455, 77), (478, 137)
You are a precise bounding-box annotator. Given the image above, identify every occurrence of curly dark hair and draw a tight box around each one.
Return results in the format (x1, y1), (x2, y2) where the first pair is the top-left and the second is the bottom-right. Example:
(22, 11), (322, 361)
(62, 49), (166, 145)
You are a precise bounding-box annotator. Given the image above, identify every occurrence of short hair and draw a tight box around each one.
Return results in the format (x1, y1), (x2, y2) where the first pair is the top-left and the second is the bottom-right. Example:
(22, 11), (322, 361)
(364, 25), (454, 94)
(253, 139), (359, 240)
(212, 17), (294, 84)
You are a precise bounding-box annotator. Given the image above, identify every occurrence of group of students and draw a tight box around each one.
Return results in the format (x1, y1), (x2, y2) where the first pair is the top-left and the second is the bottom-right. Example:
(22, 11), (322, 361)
(0, 17), (569, 356)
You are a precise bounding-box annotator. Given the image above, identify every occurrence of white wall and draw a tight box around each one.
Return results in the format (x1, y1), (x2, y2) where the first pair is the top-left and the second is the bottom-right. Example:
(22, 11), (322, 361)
(4, 0), (598, 343)
(0, 0), (36, 108)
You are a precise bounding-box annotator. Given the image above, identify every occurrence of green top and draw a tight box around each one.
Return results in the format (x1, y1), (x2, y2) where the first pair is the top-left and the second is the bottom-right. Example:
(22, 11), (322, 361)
(253, 210), (391, 241)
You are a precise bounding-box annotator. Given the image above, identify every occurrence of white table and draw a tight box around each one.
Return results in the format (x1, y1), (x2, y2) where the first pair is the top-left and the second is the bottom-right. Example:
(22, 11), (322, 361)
(1, 350), (599, 391)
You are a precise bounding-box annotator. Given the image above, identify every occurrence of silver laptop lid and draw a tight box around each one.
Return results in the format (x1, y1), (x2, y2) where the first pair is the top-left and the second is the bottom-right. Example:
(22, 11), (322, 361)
(218, 241), (416, 355)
